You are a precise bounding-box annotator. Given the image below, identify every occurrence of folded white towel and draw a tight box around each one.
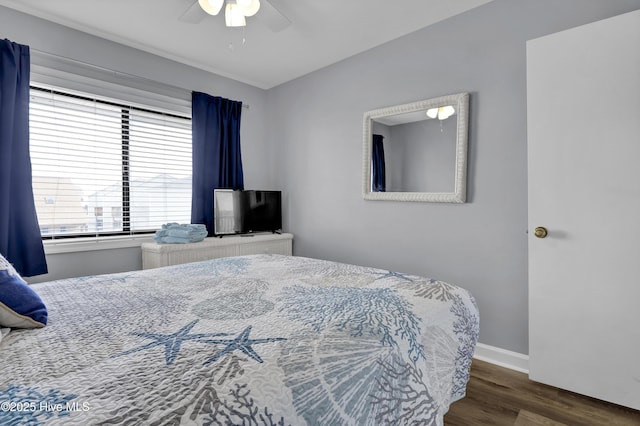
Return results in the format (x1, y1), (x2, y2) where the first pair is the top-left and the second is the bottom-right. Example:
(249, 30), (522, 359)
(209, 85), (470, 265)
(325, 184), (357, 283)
(153, 223), (208, 244)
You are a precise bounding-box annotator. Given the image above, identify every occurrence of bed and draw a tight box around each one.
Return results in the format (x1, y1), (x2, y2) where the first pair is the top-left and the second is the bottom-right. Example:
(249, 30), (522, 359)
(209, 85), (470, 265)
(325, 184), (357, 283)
(0, 254), (479, 425)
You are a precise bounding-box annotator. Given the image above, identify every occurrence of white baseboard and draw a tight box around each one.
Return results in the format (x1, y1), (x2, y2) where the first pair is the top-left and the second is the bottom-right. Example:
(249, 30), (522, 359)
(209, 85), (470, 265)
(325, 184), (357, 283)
(473, 343), (529, 374)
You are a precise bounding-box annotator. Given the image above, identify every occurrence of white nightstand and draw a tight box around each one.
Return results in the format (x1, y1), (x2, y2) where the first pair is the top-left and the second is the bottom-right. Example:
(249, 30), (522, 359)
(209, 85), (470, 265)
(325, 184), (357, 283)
(141, 233), (293, 269)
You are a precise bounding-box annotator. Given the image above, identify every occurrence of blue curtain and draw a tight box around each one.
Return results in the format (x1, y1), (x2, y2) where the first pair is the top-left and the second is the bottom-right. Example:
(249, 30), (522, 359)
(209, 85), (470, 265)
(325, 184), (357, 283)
(191, 91), (244, 236)
(0, 39), (47, 276)
(372, 134), (386, 192)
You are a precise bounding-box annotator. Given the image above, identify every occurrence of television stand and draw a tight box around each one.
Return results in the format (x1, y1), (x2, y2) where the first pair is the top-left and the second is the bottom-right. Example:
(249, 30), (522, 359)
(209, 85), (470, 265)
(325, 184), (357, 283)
(141, 233), (293, 269)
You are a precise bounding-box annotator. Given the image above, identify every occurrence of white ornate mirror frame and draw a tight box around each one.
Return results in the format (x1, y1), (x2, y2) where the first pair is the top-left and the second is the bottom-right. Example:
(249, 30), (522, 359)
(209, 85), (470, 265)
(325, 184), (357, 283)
(362, 92), (469, 203)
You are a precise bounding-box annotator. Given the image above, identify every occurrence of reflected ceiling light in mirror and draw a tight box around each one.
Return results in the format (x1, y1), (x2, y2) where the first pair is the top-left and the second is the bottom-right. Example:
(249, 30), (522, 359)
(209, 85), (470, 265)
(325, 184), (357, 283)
(426, 106), (456, 120)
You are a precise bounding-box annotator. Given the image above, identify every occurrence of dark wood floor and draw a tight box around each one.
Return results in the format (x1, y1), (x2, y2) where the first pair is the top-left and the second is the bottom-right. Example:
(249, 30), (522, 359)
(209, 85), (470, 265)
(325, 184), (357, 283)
(444, 359), (640, 426)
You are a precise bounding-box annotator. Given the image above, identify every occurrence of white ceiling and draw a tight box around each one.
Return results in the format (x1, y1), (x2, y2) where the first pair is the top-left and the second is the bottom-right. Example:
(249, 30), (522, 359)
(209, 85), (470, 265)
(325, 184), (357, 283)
(0, 0), (493, 89)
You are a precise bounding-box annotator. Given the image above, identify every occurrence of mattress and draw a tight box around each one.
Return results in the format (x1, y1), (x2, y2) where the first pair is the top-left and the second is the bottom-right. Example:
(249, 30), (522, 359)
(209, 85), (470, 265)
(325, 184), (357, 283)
(0, 254), (479, 425)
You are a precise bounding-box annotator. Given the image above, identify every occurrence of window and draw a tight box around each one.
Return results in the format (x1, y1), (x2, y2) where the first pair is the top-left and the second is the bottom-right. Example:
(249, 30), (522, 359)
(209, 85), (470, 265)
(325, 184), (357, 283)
(29, 86), (192, 238)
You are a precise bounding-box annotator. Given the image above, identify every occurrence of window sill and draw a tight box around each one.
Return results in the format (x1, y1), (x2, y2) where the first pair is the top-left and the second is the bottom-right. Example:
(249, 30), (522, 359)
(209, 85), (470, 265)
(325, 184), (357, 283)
(43, 235), (155, 255)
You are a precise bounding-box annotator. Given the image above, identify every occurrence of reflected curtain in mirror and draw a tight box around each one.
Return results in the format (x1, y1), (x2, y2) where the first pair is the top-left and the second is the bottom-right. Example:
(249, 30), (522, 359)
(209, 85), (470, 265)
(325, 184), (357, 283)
(372, 134), (386, 192)
(0, 39), (48, 276)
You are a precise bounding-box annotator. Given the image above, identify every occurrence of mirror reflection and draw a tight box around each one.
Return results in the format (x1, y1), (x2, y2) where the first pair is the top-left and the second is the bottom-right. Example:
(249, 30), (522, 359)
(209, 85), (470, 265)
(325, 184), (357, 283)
(362, 93), (469, 203)
(371, 105), (457, 193)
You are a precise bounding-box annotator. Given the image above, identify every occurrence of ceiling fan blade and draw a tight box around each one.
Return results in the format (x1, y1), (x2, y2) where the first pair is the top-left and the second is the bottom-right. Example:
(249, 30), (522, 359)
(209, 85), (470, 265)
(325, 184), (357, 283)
(260, 0), (291, 32)
(179, 0), (207, 24)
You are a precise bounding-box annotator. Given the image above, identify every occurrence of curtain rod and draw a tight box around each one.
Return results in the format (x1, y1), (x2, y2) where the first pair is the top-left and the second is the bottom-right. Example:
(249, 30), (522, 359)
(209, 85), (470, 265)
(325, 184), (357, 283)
(30, 48), (249, 109)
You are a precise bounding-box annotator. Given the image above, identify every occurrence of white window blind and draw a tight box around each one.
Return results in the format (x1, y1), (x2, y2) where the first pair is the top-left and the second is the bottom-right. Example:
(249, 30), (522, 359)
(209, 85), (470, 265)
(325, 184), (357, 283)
(29, 86), (192, 238)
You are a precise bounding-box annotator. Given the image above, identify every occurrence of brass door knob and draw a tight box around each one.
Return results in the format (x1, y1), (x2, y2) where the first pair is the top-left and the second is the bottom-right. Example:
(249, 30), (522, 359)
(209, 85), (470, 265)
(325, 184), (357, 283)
(534, 227), (548, 238)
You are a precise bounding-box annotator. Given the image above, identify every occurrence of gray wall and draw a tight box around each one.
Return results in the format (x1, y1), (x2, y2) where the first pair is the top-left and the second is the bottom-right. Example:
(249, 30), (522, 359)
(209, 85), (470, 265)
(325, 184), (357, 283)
(266, 0), (640, 354)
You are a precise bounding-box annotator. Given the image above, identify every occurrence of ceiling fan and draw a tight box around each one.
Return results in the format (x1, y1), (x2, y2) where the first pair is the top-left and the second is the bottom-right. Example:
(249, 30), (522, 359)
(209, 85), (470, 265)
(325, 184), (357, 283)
(179, 0), (291, 32)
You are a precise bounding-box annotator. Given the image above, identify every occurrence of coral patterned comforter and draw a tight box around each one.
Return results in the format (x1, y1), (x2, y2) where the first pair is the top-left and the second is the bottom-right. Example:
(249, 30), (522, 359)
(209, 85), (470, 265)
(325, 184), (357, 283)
(0, 254), (478, 425)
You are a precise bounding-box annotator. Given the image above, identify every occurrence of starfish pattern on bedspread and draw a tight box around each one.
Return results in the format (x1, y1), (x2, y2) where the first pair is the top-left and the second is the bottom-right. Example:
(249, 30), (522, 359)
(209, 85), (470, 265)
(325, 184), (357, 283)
(201, 325), (287, 365)
(112, 321), (286, 366)
(112, 320), (231, 365)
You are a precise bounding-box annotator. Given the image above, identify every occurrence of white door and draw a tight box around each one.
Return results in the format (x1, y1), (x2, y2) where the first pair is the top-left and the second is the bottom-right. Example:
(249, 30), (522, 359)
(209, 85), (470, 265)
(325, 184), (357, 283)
(527, 10), (640, 410)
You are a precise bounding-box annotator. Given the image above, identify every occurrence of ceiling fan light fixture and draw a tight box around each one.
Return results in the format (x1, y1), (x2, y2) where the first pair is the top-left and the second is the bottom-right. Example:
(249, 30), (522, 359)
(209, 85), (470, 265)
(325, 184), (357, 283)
(198, 0), (224, 16)
(225, 2), (247, 27)
(237, 0), (260, 17)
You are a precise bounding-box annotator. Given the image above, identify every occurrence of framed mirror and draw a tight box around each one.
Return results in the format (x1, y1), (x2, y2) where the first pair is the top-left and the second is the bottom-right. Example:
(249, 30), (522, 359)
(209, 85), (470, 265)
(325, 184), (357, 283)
(362, 92), (469, 203)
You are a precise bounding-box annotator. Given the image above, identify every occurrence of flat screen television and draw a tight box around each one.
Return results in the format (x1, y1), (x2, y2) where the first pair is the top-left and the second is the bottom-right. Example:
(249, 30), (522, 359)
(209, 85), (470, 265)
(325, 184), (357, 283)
(243, 190), (282, 234)
(213, 189), (282, 236)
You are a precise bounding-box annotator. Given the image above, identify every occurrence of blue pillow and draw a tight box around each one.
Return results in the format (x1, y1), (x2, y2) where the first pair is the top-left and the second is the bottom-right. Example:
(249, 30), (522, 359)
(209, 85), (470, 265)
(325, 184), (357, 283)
(0, 253), (47, 328)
